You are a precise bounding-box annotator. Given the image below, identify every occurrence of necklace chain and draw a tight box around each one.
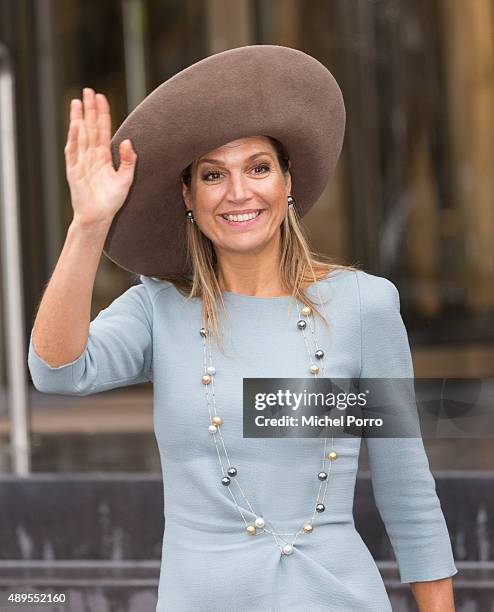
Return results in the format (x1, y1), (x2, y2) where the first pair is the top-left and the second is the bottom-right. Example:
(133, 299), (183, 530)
(200, 284), (336, 557)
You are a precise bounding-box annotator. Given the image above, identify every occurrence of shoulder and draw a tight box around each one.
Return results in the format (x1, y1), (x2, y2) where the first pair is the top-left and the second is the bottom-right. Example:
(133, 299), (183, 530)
(353, 269), (400, 314)
(109, 275), (174, 325)
(318, 268), (399, 312)
(352, 271), (406, 350)
(352, 271), (412, 376)
(135, 274), (175, 305)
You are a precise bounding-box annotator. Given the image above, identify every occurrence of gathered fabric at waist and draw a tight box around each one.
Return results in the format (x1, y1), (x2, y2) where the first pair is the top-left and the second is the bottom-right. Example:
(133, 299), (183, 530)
(157, 518), (391, 612)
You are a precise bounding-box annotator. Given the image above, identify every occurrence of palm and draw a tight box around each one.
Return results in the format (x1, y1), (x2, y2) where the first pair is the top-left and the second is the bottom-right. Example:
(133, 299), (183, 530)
(64, 88), (137, 226)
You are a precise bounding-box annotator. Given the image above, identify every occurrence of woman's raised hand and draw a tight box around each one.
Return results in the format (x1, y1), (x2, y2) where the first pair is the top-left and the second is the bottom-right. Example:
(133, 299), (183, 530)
(64, 87), (137, 228)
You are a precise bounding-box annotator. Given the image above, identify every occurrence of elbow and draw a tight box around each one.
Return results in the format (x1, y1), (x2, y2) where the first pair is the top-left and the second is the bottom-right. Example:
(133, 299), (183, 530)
(27, 354), (90, 397)
(29, 377), (83, 396)
(27, 331), (92, 396)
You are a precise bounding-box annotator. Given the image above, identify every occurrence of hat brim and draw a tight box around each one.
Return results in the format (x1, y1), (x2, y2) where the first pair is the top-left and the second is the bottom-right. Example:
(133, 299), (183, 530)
(104, 45), (346, 277)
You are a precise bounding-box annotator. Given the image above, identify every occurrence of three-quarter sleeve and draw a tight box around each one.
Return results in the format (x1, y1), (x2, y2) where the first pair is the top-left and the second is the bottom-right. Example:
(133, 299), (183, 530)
(356, 270), (458, 584)
(28, 278), (154, 396)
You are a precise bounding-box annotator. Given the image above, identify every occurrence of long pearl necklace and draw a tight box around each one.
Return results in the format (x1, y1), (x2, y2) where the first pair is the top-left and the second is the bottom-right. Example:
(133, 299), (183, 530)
(199, 290), (337, 557)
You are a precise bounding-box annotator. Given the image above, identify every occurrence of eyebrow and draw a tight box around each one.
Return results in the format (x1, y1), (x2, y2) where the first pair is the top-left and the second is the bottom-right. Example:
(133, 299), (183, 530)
(197, 151), (273, 166)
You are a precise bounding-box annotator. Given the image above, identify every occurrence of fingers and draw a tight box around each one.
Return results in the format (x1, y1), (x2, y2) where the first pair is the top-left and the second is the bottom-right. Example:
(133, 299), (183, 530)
(117, 139), (137, 180)
(77, 99), (88, 156)
(96, 93), (111, 148)
(65, 88), (113, 170)
(64, 99), (81, 168)
(82, 88), (98, 148)
(70, 97), (82, 122)
(118, 139), (136, 165)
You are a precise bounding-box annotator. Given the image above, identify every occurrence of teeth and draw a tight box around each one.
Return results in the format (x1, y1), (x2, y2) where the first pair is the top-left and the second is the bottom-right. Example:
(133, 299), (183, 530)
(222, 210), (261, 222)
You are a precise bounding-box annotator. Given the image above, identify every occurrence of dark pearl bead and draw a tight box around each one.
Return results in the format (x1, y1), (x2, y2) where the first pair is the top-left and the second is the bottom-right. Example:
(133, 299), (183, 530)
(316, 503), (325, 513)
(318, 471), (328, 481)
(221, 476), (231, 486)
(315, 349), (324, 360)
(227, 467), (237, 477)
(297, 320), (306, 330)
(199, 328), (207, 337)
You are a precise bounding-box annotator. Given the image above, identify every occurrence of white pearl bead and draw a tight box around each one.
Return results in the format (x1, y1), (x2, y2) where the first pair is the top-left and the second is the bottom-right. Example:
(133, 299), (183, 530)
(254, 517), (265, 528)
(282, 544), (294, 555)
(207, 366), (216, 375)
(208, 425), (218, 434)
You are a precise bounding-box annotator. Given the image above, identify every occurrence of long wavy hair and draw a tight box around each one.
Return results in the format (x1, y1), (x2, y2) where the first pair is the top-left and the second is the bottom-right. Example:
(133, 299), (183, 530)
(149, 136), (360, 354)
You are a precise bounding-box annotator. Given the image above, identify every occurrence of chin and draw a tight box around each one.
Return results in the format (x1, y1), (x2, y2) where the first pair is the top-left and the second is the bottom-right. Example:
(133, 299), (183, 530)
(225, 237), (272, 253)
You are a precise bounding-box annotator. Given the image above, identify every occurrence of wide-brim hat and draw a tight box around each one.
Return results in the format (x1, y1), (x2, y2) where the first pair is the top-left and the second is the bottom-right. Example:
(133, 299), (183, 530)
(104, 45), (346, 277)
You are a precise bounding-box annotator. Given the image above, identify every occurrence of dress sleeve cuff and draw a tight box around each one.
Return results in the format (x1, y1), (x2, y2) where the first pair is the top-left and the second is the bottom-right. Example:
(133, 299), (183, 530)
(28, 328), (87, 395)
(399, 555), (459, 583)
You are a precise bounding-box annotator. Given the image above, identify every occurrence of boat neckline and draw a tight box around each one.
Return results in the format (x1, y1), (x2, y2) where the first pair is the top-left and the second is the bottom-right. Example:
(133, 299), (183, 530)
(221, 289), (296, 301)
(220, 272), (340, 301)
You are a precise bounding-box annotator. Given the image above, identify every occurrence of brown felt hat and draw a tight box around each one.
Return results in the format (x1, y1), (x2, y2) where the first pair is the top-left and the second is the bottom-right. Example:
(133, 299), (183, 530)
(103, 45), (346, 277)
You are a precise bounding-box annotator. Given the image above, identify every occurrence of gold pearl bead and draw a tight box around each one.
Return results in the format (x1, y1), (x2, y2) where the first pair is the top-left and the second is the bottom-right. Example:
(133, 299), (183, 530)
(202, 374), (211, 385)
(211, 416), (222, 426)
(302, 305), (312, 316)
(327, 451), (337, 461)
(303, 523), (313, 533)
(310, 364), (319, 374)
(246, 525), (256, 535)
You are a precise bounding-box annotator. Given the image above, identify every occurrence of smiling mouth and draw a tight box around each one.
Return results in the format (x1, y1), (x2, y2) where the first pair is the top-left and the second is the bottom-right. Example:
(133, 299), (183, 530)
(220, 210), (264, 223)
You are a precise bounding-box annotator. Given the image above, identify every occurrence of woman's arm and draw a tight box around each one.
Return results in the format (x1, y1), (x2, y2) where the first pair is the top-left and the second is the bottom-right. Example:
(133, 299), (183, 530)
(355, 270), (458, 604)
(28, 87), (157, 396)
(28, 272), (155, 396)
(410, 576), (455, 611)
(31, 87), (136, 368)
(31, 218), (112, 368)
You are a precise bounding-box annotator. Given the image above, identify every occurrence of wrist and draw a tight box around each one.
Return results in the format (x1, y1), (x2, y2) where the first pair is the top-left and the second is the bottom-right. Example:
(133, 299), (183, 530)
(69, 215), (113, 237)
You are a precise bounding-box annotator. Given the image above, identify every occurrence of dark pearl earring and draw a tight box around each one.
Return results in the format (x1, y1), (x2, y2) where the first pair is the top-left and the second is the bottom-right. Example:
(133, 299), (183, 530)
(185, 210), (194, 223)
(287, 195), (295, 208)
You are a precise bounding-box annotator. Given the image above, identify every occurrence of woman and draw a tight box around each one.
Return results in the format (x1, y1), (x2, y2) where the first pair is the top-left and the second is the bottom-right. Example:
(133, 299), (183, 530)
(28, 46), (457, 611)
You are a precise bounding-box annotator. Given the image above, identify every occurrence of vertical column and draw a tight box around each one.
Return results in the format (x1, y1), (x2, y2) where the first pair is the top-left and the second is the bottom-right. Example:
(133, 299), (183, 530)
(440, 0), (494, 309)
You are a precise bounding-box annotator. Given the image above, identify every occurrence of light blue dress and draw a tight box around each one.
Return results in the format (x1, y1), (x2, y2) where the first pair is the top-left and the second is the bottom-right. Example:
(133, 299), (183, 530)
(27, 269), (458, 611)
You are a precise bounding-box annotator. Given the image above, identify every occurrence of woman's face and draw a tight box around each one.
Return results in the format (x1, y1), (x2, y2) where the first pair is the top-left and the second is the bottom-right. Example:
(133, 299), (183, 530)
(182, 135), (292, 257)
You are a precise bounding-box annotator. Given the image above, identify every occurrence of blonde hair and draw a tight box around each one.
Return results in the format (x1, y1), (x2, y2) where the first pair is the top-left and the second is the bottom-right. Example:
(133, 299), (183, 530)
(151, 137), (360, 354)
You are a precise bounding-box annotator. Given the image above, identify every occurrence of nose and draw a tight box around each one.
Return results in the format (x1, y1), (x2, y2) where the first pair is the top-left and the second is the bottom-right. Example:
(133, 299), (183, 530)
(225, 171), (252, 203)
